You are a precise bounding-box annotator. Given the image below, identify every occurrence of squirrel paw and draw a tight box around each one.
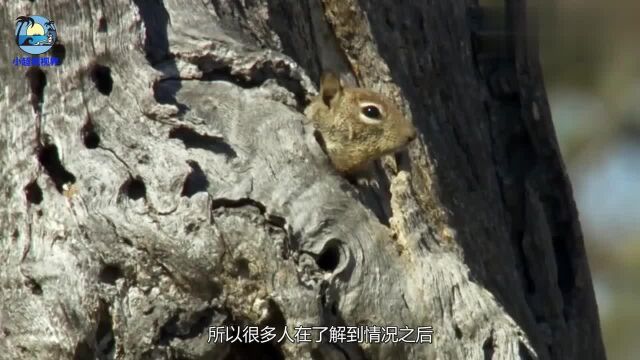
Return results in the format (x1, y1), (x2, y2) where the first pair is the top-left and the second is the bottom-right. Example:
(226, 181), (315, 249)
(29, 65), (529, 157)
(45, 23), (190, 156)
(355, 176), (380, 190)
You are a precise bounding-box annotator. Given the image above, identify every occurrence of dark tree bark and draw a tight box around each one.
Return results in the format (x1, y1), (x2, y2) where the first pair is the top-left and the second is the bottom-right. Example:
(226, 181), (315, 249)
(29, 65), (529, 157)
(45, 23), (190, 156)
(0, 0), (605, 359)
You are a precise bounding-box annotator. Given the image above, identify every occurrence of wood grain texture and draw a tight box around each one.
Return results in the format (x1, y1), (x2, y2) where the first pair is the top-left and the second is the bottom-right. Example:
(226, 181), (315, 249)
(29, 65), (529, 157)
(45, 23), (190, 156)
(0, 0), (605, 359)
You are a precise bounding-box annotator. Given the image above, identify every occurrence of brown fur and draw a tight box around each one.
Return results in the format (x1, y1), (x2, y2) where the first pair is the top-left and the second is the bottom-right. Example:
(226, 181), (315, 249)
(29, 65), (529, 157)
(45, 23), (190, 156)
(305, 72), (417, 174)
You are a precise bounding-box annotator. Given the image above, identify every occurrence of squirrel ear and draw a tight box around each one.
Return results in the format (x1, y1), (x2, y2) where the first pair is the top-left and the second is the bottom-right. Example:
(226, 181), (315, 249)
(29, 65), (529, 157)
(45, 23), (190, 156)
(320, 72), (343, 107)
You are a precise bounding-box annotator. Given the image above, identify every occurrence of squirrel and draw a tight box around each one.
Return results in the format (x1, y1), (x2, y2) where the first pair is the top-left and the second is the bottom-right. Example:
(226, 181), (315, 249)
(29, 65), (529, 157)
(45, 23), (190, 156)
(304, 71), (417, 177)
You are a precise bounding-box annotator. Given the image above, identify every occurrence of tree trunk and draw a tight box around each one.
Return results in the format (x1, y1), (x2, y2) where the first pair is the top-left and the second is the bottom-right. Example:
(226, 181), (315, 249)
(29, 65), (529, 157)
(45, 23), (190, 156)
(0, 0), (606, 359)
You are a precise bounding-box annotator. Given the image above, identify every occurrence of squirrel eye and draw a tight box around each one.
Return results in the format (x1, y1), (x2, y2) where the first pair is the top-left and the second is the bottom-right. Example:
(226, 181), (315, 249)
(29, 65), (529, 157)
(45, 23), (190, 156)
(361, 105), (382, 119)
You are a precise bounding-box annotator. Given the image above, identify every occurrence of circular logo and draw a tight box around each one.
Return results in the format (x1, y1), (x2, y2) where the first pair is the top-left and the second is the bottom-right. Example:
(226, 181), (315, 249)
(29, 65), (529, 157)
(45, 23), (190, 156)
(15, 15), (57, 55)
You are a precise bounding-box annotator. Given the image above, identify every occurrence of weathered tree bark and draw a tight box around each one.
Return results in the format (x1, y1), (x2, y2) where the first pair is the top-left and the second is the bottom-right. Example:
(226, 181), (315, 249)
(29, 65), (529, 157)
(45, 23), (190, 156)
(0, 0), (606, 359)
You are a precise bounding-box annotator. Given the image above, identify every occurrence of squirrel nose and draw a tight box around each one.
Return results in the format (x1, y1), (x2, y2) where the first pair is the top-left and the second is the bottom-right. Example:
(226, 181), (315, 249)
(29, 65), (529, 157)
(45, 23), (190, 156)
(407, 128), (417, 142)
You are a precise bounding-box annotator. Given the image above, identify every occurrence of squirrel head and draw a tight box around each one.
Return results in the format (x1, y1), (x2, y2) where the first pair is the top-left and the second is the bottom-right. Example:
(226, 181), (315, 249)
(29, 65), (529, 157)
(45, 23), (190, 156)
(314, 72), (417, 172)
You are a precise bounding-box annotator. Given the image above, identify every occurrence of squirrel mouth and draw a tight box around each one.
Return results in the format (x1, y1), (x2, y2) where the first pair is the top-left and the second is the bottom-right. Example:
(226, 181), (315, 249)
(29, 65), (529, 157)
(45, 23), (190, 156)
(380, 144), (410, 157)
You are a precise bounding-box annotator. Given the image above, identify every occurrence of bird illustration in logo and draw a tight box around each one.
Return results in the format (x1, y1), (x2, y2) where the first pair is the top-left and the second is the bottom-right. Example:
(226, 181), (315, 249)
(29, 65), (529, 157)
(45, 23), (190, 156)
(15, 15), (57, 55)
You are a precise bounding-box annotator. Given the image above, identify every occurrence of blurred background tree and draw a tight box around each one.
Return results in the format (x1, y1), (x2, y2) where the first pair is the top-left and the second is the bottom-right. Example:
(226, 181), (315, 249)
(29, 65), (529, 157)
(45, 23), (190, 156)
(537, 1), (640, 359)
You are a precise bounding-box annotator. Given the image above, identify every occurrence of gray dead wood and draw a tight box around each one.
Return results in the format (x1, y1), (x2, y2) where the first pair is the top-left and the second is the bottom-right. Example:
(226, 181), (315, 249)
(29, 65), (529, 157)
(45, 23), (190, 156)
(0, 0), (606, 359)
